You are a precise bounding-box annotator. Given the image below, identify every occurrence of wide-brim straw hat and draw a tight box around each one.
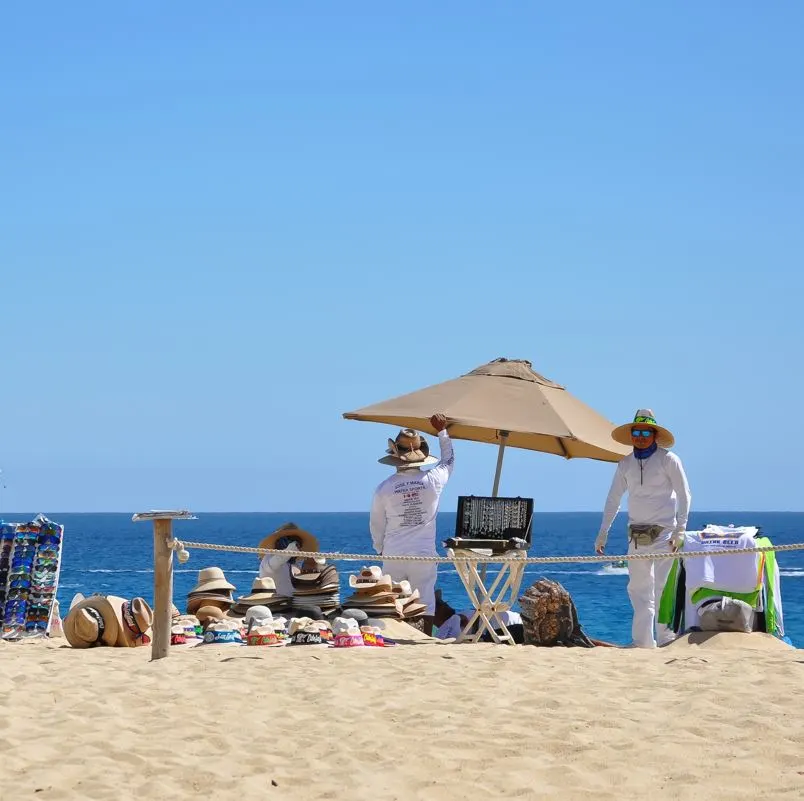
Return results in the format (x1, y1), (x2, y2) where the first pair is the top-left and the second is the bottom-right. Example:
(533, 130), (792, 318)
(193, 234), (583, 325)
(188, 567), (236, 595)
(378, 428), (438, 467)
(117, 598), (154, 647)
(194, 606), (227, 624)
(64, 595), (124, 648)
(290, 561), (338, 587)
(187, 596), (233, 616)
(611, 408), (675, 449)
(237, 576), (278, 604)
(348, 567), (393, 591)
(258, 523), (319, 554)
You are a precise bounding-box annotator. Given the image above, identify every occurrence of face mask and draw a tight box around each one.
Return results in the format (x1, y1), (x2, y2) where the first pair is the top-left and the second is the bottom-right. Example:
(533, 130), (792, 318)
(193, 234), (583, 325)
(633, 441), (657, 460)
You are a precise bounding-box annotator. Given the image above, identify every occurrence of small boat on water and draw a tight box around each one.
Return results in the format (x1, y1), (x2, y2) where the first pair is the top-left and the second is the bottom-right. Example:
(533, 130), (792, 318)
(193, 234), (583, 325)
(609, 559), (628, 570)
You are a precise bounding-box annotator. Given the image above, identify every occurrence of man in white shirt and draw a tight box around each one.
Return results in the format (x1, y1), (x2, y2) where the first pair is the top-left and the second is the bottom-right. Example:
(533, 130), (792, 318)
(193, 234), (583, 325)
(370, 413), (454, 636)
(595, 409), (691, 648)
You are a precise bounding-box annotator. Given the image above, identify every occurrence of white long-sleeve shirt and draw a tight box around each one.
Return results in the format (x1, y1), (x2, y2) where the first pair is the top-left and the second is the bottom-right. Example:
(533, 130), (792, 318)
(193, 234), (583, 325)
(599, 447), (691, 535)
(370, 430), (454, 556)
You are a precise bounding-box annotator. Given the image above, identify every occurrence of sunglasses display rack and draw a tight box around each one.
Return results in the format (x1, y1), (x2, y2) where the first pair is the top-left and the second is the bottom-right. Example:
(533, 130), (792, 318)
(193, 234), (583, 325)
(0, 515), (65, 641)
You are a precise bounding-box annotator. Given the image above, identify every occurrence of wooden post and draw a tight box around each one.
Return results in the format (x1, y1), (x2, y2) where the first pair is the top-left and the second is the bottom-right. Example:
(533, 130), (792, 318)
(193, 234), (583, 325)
(132, 510), (196, 661)
(152, 518), (173, 660)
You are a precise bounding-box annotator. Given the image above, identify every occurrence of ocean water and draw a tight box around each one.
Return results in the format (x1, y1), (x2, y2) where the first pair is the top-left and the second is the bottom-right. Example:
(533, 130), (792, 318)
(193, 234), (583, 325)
(6, 511), (803, 646)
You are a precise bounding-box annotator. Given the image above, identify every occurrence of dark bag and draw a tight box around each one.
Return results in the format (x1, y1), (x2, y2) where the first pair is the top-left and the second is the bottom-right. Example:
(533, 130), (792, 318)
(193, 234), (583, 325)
(519, 578), (594, 647)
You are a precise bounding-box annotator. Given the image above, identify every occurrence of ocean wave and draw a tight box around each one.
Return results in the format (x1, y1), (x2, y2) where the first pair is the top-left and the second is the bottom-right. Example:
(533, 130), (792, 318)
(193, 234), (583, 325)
(594, 566), (629, 576)
(780, 570), (804, 577)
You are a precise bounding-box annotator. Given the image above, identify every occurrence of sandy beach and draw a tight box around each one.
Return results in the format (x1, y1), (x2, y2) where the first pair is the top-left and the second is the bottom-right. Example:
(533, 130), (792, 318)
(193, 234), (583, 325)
(2, 633), (802, 801)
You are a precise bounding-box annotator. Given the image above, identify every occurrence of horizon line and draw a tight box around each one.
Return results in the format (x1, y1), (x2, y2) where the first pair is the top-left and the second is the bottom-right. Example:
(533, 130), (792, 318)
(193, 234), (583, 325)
(3, 510), (804, 516)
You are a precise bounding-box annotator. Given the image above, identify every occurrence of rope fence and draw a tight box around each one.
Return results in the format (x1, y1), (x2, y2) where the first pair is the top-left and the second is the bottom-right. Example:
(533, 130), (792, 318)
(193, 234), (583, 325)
(133, 512), (804, 661)
(167, 538), (804, 564)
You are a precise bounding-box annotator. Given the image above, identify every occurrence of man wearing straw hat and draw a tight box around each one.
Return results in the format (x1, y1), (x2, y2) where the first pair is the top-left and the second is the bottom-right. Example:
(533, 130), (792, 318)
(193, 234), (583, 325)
(595, 409), (691, 648)
(370, 413), (454, 635)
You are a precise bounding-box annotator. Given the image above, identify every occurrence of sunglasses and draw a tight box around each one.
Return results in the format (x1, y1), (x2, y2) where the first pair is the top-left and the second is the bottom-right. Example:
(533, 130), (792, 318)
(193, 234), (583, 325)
(630, 429), (655, 438)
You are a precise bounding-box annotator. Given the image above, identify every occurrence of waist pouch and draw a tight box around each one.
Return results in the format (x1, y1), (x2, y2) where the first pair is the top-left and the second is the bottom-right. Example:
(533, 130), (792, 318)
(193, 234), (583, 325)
(628, 524), (665, 547)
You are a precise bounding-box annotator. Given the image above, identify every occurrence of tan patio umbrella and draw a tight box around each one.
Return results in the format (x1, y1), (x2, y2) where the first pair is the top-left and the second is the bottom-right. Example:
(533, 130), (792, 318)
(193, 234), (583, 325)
(343, 357), (629, 496)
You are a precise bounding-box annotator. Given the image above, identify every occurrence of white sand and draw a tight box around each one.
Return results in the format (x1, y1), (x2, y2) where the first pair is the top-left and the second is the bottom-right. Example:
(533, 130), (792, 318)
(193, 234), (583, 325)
(1, 633), (803, 801)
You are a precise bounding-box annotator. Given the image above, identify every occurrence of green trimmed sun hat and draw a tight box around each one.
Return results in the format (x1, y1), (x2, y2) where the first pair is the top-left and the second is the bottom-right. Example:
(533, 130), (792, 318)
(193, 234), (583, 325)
(611, 408), (675, 449)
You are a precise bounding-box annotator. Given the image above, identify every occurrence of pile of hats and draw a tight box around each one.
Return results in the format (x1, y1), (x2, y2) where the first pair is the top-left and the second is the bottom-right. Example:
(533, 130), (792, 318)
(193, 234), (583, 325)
(243, 606), (286, 647)
(186, 567), (236, 616)
(64, 594), (154, 649)
(230, 577), (293, 617)
(342, 567), (427, 620)
(289, 557), (340, 612)
(331, 616), (394, 648)
(287, 617), (333, 646)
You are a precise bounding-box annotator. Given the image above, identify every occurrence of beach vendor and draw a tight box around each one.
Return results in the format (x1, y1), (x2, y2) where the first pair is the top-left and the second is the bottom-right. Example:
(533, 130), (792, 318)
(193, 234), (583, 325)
(370, 413), (454, 636)
(594, 409), (691, 648)
(257, 523), (319, 598)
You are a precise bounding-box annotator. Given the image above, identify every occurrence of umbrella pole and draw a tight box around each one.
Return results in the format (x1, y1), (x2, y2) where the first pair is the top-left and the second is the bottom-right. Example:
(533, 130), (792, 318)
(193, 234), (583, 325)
(491, 431), (509, 498)
(483, 431), (509, 584)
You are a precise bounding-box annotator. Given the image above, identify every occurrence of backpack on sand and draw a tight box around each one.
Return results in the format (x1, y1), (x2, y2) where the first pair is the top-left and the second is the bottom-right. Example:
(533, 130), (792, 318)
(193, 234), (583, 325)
(519, 578), (595, 647)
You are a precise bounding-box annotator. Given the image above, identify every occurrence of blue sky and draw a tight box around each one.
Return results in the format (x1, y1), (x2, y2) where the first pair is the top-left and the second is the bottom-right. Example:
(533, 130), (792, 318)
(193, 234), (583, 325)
(2, 2), (802, 514)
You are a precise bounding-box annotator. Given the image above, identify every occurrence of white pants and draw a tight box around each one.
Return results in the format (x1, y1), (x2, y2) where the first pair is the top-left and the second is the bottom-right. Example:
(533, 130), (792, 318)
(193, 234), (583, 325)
(627, 535), (676, 648)
(382, 561), (438, 615)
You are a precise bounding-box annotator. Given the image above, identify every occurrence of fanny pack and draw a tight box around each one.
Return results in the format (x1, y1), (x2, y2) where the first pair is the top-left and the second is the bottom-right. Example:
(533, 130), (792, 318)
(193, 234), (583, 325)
(628, 524), (665, 547)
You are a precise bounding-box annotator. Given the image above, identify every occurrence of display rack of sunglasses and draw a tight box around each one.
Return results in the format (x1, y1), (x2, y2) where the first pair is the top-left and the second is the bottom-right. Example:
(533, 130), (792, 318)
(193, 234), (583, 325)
(0, 515), (64, 640)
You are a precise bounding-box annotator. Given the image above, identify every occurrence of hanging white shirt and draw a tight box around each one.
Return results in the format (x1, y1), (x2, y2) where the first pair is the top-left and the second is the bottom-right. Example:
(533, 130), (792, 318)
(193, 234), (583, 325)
(600, 448), (691, 534)
(370, 430), (454, 556)
(683, 526), (762, 594)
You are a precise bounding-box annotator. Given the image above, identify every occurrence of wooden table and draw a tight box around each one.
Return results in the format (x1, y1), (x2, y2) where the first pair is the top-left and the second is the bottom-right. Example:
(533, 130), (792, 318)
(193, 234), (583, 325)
(446, 547), (528, 644)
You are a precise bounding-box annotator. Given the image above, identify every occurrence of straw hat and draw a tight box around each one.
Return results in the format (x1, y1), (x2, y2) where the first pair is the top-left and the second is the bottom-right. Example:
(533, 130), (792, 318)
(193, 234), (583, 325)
(194, 606), (226, 624)
(611, 408), (675, 449)
(290, 560), (337, 587)
(187, 596), (234, 617)
(379, 429), (438, 467)
(237, 577), (278, 604)
(118, 598), (154, 647)
(258, 523), (319, 554)
(63, 595), (123, 648)
(188, 567), (236, 594)
(348, 566), (393, 591)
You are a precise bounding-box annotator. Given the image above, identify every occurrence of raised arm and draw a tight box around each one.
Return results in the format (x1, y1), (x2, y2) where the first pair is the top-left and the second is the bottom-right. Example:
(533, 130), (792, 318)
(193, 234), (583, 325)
(424, 413), (454, 489)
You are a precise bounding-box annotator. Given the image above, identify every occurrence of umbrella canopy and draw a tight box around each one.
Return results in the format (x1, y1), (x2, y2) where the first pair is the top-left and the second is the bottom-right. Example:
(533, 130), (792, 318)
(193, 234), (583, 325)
(343, 357), (628, 493)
